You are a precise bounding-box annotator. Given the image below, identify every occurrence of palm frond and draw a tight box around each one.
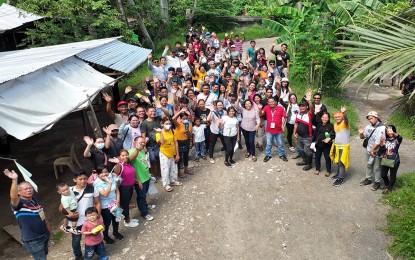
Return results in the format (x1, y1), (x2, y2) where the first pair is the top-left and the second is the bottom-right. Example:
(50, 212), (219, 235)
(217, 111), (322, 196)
(270, 6), (303, 17)
(338, 16), (415, 94)
(262, 18), (291, 35)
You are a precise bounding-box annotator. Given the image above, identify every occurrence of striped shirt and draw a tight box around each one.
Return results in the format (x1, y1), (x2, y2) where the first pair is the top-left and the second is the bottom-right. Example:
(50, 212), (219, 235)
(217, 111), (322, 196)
(11, 197), (49, 241)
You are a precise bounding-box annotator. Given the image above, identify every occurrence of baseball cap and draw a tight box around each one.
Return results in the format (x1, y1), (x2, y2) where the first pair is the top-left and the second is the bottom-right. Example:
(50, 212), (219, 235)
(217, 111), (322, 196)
(117, 101), (127, 107)
(281, 77), (289, 82)
(178, 52), (185, 56)
(299, 100), (309, 107)
(230, 44), (236, 48)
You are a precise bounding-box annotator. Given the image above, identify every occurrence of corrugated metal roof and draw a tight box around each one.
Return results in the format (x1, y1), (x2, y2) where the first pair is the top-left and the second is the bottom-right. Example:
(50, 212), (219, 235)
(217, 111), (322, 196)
(77, 40), (152, 74)
(0, 37), (119, 84)
(0, 3), (43, 32)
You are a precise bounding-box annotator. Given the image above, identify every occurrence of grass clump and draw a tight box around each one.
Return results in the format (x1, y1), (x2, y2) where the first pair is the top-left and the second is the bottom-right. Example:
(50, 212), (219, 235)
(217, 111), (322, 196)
(381, 171), (415, 259)
(388, 110), (415, 140)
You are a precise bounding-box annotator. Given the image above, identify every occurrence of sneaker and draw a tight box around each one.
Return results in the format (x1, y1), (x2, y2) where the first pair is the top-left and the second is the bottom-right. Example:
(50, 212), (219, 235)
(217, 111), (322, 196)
(289, 147), (295, 153)
(229, 159), (236, 164)
(303, 165), (312, 171)
(202, 156), (207, 160)
(224, 161), (232, 167)
(60, 225), (70, 233)
(104, 237), (116, 244)
(113, 233), (124, 241)
(130, 218), (139, 223)
(144, 214), (154, 221)
(147, 204), (156, 209)
(371, 182), (381, 191)
(221, 147), (225, 151)
(279, 155), (288, 162)
(71, 227), (81, 235)
(263, 156), (271, 162)
(333, 178), (344, 187)
(331, 174), (339, 180)
(359, 179), (372, 186)
(195, 158), (199, 162)
(210, 158), (215, 164)
(124, 221), (139, 228)
(238, 143), (243, 149)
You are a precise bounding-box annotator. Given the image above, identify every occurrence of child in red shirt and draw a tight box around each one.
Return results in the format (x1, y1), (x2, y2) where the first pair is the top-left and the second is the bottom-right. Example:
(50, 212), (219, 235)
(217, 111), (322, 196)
(81, 207), (108, 260)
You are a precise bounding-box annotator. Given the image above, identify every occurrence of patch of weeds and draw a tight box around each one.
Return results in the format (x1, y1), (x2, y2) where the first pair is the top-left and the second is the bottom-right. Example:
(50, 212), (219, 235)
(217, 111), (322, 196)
(388, 111), (415, 140)
(51, 230), (64, 244)
(381, 171), (415, 259)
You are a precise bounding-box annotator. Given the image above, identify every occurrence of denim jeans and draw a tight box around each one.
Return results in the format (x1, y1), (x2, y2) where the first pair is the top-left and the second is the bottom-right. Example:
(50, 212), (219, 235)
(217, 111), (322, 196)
(194, 141), (205, 159)
(72, 229), (83, 259)
(134, 180), (150, 217)
(119, 185), (134, 221)
(265, 132), (285, 157)
(23, 232), (50, 260)
(101, 208), (119, 239)
(241, 128), (256, 156)
(85, 241), (108, 260)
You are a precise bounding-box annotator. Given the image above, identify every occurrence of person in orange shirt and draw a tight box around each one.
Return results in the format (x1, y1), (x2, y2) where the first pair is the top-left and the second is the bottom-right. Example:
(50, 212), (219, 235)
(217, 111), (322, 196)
(172, 109), (193, 178)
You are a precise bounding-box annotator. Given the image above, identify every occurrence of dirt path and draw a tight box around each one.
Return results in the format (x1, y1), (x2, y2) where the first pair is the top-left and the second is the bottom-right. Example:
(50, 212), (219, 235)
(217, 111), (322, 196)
(8, 38), (415, 260)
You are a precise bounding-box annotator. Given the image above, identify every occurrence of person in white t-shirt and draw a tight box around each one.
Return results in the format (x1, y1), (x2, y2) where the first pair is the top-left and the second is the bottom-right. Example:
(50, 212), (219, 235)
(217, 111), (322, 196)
(192, 117), (206, 161)
(220, 106), (240, 167)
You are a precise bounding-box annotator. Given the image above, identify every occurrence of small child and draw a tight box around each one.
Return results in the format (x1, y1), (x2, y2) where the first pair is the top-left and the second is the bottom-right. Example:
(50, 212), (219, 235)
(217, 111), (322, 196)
(81, 207), (108, 260)
(57, 182), (79, 234)
(192, 117), (206, 161)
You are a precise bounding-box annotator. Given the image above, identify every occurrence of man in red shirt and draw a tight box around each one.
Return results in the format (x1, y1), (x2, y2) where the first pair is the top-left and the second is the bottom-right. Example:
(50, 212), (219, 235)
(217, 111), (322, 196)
(261, 97), (288, 162)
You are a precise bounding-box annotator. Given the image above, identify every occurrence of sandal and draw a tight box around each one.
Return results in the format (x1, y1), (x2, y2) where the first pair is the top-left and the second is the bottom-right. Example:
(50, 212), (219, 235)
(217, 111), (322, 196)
(314, 170), (320, 175)
(252, 156), (257, 162)
(185, 170), (194, 175)
(325, 172), (331, 177)
(165, 185), (173, 192)
(171, 181), (183, 186)
(245, 153), (251, 158)
(202, 156), (207, 160)
(178, 174), (187, 179)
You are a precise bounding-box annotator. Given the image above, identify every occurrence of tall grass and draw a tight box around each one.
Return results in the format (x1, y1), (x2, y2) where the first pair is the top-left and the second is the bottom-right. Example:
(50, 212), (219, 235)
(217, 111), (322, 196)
(388, 110), (415, 140)
(382, 171), (415, 259)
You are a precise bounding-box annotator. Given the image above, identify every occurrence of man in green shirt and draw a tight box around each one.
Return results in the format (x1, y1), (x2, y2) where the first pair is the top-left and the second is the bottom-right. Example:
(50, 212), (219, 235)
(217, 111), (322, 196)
(129, 136), (155, 221)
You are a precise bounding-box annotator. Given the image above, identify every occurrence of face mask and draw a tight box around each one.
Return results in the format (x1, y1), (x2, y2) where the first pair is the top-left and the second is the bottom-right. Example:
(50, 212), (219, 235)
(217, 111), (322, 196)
(95, 143), (105, 150)
(110, 133), (118, 138)
(164, 124), (172, 130)
(182, 120), (189, 124)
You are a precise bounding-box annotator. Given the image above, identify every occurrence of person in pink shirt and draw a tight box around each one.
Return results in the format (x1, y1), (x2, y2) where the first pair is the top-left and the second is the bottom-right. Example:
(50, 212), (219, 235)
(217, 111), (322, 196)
(81, 207), (108, 260)
(261, 97), (288, 162)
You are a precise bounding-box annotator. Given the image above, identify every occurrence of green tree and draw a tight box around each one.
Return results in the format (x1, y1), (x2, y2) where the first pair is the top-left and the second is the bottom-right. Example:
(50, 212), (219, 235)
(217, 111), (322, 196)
(16, 0), (133, 46)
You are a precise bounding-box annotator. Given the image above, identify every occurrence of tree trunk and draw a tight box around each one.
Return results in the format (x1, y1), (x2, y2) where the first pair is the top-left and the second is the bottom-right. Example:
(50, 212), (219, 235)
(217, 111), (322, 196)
(159, 0), (169, 24)
(296, 1), (302, 11)
(187, 0), (198, 26)
(115, 0), (129, 27)
(127, 0), (155, 50)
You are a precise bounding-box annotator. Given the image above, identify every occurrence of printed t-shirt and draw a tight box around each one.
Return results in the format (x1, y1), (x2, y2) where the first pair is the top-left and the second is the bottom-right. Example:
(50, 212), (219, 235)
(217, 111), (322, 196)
(263, 105), (286, 134)
(71, 185), (99, 226)
(175, 122), (192, 141)
(140, 118), (162, 147)
(221, 116), (238, 137)
(156, 130), (177, 158)
(192, 125), (206, 142)
(128, 149), (151, 183)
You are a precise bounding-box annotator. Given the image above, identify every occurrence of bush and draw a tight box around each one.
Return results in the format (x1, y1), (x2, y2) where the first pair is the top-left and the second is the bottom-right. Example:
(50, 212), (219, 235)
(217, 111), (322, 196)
(382, 172), (415, 259)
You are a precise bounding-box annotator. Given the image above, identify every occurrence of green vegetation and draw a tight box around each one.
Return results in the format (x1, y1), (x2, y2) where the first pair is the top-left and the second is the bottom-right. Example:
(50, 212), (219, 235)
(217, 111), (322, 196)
(51, 230), (64, 243)
(388, 110), (415, 139)
(382, 171), (415, 259)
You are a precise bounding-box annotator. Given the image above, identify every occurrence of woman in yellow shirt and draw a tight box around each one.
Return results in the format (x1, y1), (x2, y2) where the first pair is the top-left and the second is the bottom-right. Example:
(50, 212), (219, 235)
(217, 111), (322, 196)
(172, 109), (193, 178)
(155, 118), (182, 192)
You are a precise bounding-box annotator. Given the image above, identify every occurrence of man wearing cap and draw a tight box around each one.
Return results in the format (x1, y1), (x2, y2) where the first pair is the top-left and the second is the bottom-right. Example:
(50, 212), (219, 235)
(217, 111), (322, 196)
(162, 45), (180, 69)
(229, 44), (241, 62)
(330, 106), (350, 186)
(358, 111), (386, 190)
(293, 90), (314, 171)
(178, 52), (191, 75)
(103, 124), (123, 164)
(103, 93), (129, 126)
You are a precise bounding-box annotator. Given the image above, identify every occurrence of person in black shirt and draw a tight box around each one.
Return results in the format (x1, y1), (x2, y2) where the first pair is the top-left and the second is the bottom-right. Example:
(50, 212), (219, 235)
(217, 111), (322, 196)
(270, 43), (290, 77)
(401, 72), (415, 95)
(312, 112), (335, 176)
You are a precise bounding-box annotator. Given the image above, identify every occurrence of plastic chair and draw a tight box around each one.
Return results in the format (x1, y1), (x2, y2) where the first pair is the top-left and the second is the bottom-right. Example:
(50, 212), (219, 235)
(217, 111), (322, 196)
(53, 143), (82, 179)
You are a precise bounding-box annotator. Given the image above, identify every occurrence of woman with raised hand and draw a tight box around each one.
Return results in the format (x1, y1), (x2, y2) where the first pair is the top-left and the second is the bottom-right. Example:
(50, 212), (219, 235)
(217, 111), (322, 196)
(119, 114), (142, 150)
(207, 100), (227, 164)
(312, 112), (335, 176)
(379, 125), (403, 194)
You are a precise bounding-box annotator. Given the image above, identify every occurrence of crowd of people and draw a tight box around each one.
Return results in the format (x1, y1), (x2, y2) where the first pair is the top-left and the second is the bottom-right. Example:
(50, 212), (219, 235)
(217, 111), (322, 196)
(4, 26), (404, 260)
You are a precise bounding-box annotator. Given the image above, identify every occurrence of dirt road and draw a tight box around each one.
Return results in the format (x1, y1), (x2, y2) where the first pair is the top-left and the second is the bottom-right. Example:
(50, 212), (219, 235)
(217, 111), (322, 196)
(6, 38), (415, 260)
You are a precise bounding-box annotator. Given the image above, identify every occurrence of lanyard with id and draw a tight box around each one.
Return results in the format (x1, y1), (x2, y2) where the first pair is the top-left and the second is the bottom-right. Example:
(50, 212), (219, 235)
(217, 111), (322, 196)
(270, 109), (276, 129)
(29, 199), (45, 221)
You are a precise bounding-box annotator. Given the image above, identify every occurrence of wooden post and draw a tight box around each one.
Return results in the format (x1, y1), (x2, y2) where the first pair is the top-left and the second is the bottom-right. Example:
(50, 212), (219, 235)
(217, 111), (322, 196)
(86, 95), (103, 139)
